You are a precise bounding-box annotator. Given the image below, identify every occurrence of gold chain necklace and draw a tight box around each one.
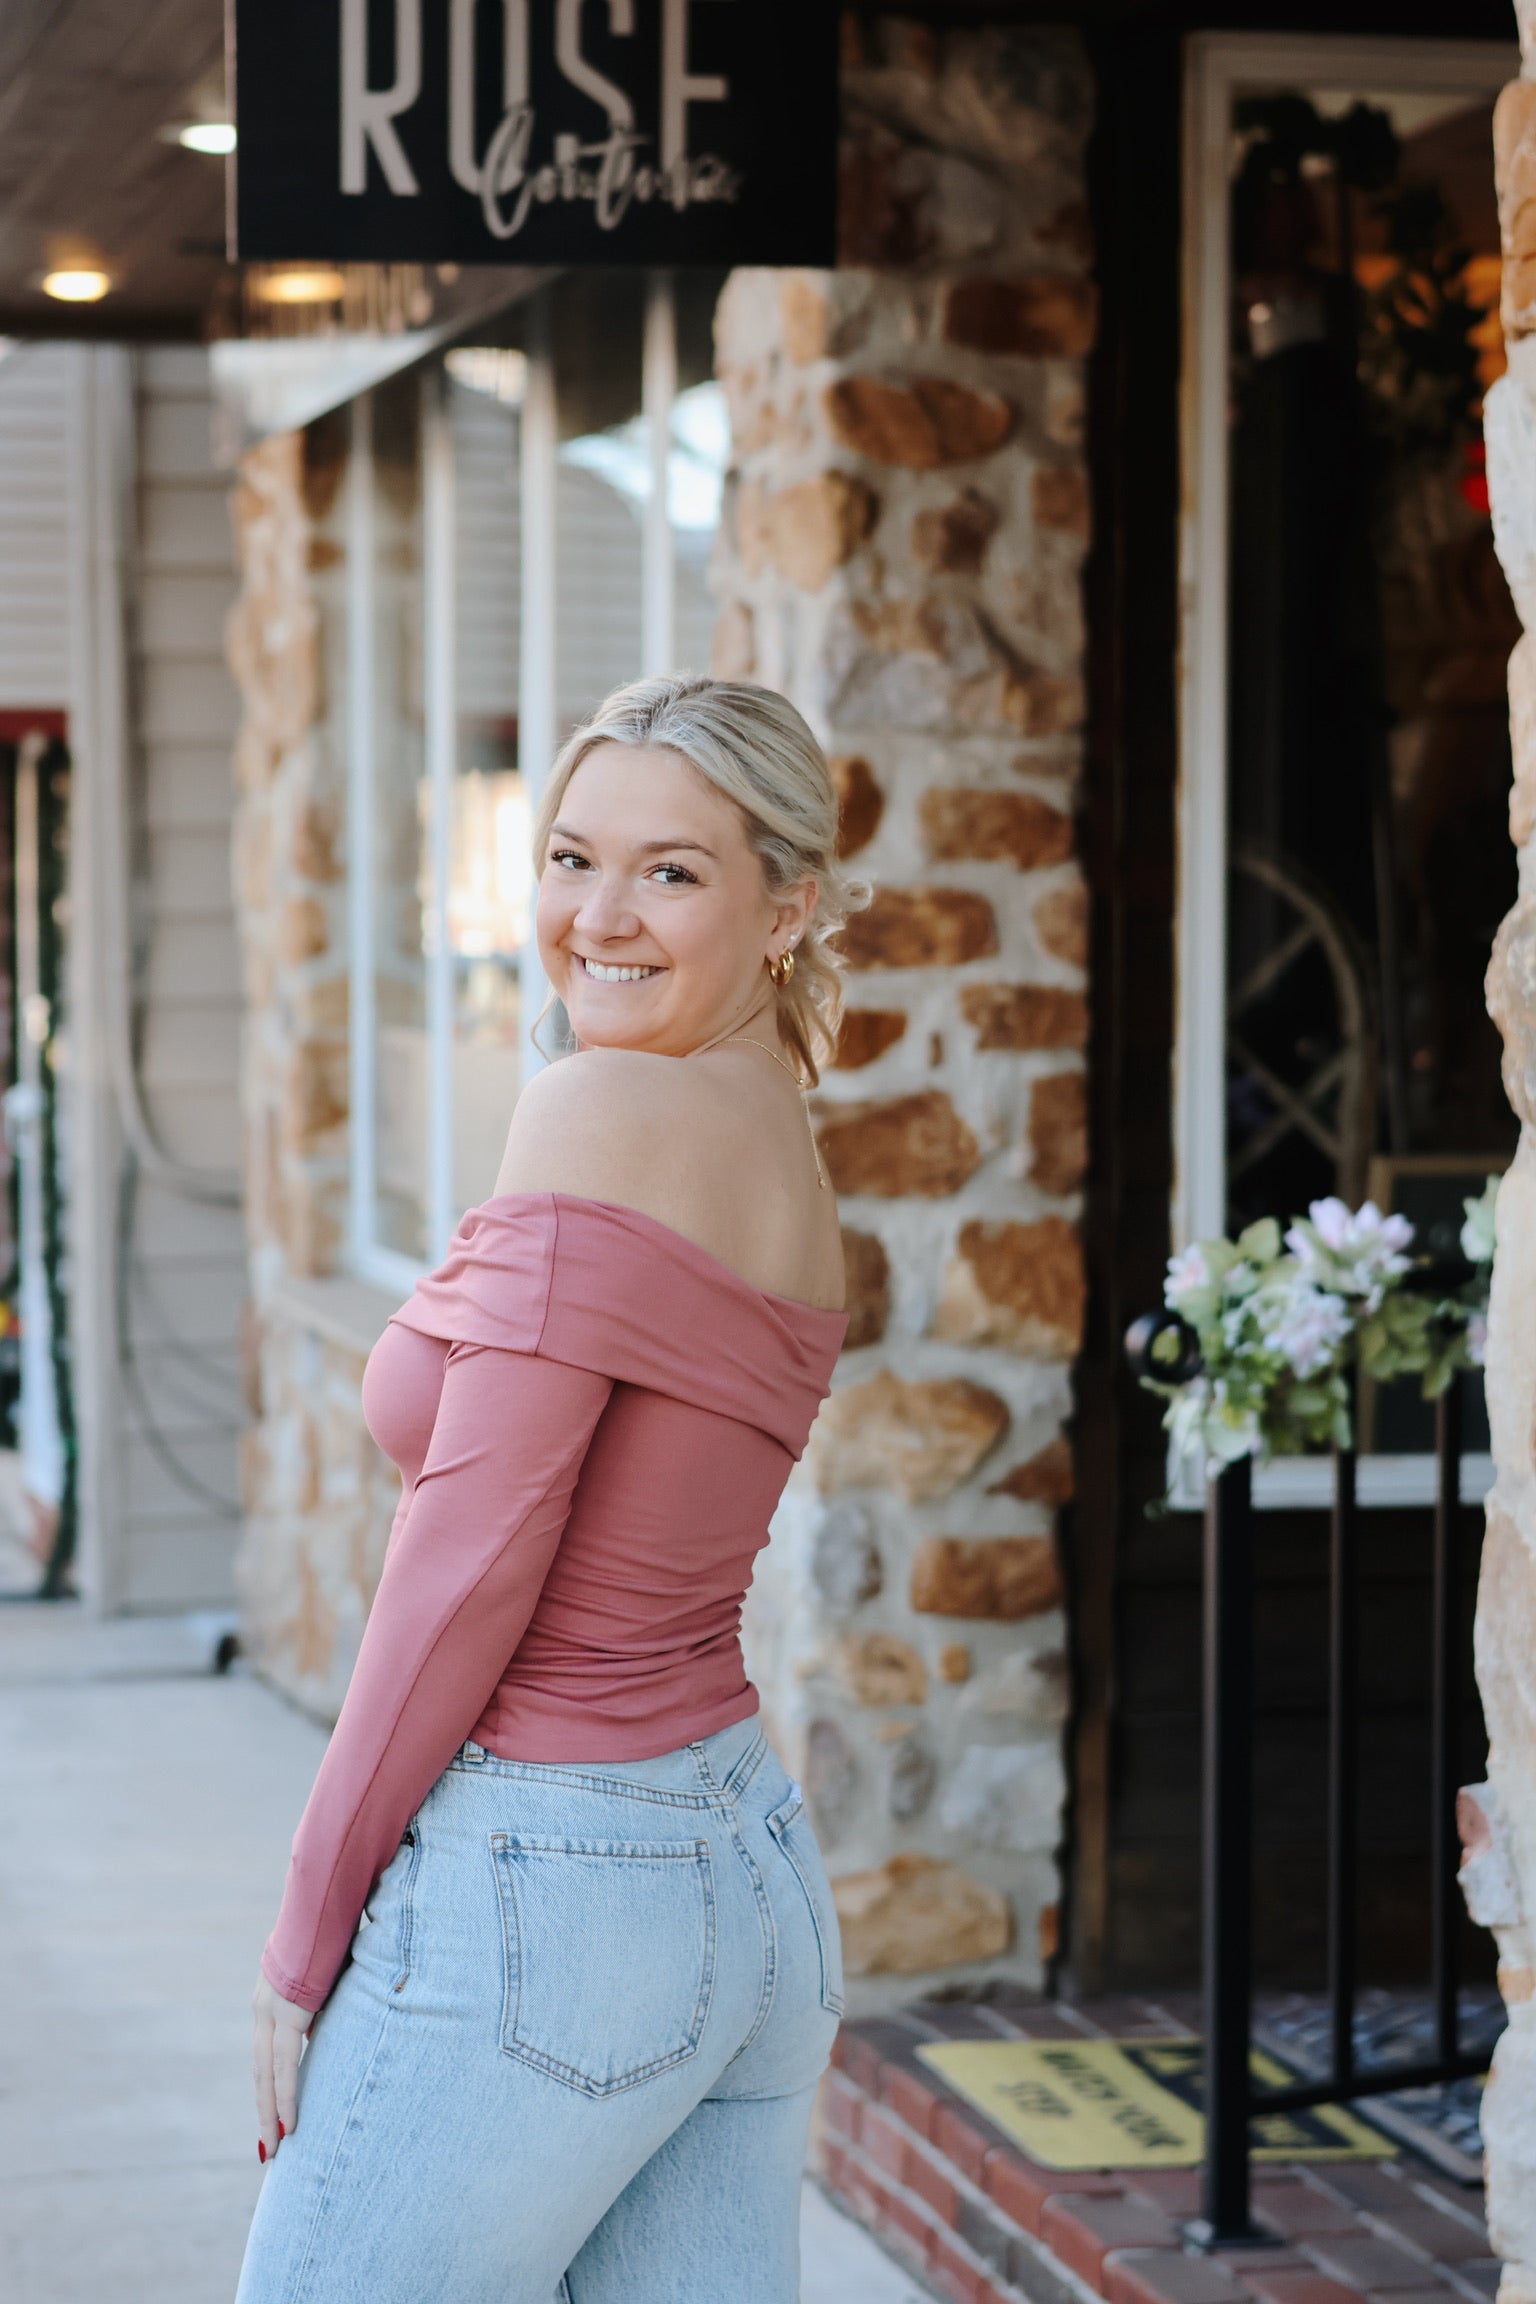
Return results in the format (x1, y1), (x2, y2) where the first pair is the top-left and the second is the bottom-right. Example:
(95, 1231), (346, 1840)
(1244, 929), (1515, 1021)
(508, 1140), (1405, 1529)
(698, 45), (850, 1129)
(714, 1035), (829, 1190)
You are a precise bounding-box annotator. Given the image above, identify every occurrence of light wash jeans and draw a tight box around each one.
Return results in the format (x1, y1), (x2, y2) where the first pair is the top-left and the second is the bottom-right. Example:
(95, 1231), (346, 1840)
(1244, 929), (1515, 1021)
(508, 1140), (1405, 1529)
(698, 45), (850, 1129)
(235, 1717), (843, 2304)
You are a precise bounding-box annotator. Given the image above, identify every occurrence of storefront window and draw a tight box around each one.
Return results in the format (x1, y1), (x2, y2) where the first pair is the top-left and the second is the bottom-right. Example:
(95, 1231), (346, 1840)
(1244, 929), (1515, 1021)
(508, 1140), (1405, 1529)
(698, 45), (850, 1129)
(347, 273), (724, 1286)
(446, 355), (525, 1214)
(1176, 33), (1516, 1491)
(553, 273), (646, 734)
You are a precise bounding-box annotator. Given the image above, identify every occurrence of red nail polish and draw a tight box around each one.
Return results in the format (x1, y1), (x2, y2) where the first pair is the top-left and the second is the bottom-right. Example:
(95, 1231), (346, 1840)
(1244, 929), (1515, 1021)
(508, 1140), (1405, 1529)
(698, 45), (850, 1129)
(258, 2140), (267, 2164)
(278, 2121), (286, 2140)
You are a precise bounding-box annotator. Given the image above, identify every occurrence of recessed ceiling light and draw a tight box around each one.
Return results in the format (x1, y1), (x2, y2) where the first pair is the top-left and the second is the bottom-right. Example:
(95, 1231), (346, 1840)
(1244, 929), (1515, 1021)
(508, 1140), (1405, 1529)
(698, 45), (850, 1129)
(250, 267), (347, 305)
(179, 121), (236, 155)
(41, 268), (112, 303)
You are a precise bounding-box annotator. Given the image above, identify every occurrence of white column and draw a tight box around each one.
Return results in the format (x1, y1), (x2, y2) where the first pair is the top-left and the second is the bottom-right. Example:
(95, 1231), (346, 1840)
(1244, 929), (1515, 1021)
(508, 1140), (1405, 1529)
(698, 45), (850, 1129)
(423, 368), (458, 1256)
(641, 270), (677, 677)
(346, 394), (379, 1274)
(518, 294), (558, 1083)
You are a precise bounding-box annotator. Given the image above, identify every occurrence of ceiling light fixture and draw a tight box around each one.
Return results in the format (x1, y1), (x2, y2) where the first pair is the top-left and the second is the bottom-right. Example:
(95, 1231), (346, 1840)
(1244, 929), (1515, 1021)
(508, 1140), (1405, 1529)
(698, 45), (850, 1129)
(250, 267), (347, 305)
(179, 122), (237, 155)
(41, 268), (112, 303)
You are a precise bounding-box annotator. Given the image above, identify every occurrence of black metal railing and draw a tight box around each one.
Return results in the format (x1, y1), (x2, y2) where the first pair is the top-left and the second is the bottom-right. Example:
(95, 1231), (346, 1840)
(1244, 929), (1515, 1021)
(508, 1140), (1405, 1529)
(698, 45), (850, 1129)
(1124, 1312), (1491, 2244)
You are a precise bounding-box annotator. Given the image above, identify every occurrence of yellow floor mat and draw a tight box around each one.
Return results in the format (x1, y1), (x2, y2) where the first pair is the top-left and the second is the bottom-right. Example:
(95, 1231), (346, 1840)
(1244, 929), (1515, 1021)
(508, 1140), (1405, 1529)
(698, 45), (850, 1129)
(915, 2036), (1394, 2170)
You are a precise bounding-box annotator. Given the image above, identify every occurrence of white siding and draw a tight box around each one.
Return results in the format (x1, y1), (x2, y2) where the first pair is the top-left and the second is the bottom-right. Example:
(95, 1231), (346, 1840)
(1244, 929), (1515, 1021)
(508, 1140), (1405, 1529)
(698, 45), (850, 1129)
(555, 465), (643, 735)
(0, 346), (73, 709)
(116, 348), (245, 1609)
(452, 380), (521, 720)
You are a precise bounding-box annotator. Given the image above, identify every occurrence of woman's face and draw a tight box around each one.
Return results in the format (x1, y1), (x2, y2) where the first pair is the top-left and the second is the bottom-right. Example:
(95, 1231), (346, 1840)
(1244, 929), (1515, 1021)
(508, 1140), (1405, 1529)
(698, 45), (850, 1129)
(536, 742), (813, 1057)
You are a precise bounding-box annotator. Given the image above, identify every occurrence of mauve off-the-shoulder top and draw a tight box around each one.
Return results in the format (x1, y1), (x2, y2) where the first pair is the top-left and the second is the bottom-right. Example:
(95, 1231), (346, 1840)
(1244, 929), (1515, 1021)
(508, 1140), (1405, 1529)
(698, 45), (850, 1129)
(261, 1192), (847, 2011)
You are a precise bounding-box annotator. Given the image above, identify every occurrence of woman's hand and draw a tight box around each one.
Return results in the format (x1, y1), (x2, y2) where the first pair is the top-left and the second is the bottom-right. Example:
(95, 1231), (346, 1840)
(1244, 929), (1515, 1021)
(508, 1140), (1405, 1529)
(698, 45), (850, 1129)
(252, 1971), (315, 2163)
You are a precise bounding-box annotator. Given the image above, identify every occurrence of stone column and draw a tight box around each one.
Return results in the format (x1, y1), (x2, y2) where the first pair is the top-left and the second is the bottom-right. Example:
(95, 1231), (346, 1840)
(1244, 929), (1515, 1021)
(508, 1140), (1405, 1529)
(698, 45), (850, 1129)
(717, 22), (1094, 2002)
(1468, 11), (1536, 2286)
(226, 420), (401, 1720)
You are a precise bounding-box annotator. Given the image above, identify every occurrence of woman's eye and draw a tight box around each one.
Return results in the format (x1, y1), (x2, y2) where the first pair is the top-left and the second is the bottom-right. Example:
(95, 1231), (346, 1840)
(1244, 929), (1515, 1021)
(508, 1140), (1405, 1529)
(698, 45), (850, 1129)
(652, 863), (699, 887)
(549, 848), (591, 872)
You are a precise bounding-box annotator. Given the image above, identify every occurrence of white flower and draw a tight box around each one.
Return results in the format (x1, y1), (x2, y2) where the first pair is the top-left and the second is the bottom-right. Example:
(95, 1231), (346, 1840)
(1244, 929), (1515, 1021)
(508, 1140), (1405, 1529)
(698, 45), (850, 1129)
(1467, 1312), (1489, 1367)
(1305, 1197), (1353, 1253)
(1286, 1198), (1412, 1312)
(1167, 1379), (1260, 1473)
(1257, 1282), (1351, 1377)
(1204, 1383), (1263, 1466)
(1165, 1243), (1210, 1311)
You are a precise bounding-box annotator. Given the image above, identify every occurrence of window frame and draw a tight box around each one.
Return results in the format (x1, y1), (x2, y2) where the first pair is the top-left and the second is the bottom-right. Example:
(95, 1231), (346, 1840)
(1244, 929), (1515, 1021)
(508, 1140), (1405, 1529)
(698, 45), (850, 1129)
(1172, 31), (1514, 1509)
(346, 272), (698, 1289)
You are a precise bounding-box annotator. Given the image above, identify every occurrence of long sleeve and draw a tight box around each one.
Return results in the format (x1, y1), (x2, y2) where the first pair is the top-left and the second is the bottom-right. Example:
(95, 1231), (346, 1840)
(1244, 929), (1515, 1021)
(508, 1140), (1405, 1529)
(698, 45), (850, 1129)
(262, 1341), (613, 2011)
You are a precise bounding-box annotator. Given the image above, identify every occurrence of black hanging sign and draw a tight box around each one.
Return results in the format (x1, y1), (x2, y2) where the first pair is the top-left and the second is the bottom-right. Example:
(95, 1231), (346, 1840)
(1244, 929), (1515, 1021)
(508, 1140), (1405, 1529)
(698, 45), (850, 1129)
(228, 0), (839, 266)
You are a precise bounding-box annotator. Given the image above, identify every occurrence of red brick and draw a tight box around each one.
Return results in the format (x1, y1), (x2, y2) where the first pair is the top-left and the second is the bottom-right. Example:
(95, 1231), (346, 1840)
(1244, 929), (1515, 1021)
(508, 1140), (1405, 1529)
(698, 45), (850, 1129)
(1041, 2195), (1180, 2286)
(1305, 2169), (1415, 2213)
(1060, 1996), (1176, 2038)
(862, 2102), (913, 2186)
(884, 2062), (945, 2141)
(935, 2100), (993, 2187)
(838, 2031), (885, 2093)
(1125, 2170), (1204, 2218)
(1105, 2248), (1250, 2304)
(1253, 2186), (1362, 2240)
(825, 2145), (885, 2230)
(931, 2226), (990, 2304)
(1380, 2293), (1470, 2304)
(879, 2186), (937, 2268)
(1000, 2007), (1099, 2039)
(985, 2147), (1121, 2238)
(1240, 2274), (1369, 2304)
(819, 2070), (865, 2143)
(1363, 2210), (1490, 2264)
(1302, 2234), (1445, 2292)
(906, 2136), (960, 2225)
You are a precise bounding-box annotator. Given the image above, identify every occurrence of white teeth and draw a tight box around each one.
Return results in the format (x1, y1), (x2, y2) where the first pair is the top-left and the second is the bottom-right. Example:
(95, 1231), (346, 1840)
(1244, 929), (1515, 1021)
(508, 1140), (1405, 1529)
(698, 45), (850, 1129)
(580, 958), (661, 984)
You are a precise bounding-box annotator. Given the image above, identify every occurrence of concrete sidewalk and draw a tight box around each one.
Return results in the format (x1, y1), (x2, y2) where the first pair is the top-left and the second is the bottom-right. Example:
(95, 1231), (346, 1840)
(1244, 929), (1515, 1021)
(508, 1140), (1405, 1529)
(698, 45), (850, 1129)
(0, 1606), (925, 2304)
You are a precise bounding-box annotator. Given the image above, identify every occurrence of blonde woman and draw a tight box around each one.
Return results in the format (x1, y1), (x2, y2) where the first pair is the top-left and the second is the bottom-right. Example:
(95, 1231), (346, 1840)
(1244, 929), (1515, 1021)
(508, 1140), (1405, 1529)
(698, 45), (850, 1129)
(237, 676), (853, 2304)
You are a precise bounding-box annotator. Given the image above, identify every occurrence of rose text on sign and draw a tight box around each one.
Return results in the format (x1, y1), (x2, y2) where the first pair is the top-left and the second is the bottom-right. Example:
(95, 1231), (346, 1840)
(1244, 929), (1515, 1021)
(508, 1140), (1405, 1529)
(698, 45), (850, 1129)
(231, 0), (838, 267)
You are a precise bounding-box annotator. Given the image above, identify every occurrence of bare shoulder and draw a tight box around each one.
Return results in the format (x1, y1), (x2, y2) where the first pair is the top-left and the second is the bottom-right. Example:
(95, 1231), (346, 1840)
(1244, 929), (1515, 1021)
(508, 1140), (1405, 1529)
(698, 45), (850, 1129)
(494, 1048), (716, 1206)
(494, 1045), (843, 1308)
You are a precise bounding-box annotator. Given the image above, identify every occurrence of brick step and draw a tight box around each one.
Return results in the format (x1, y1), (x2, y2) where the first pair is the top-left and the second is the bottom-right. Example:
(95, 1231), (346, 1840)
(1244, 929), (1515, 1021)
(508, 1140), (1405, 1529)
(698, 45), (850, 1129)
(818, 2009), (1497, 2304)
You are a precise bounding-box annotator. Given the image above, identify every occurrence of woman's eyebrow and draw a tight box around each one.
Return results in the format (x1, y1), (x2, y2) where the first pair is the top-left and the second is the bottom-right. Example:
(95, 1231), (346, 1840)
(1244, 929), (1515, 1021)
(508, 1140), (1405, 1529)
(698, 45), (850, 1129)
(634, 837), (717, 859)
(549, 824), (717, 861)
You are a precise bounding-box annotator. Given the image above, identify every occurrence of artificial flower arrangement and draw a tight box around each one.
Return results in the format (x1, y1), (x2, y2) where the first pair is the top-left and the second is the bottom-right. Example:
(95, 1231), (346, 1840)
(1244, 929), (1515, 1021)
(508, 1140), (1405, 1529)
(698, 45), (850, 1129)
(1137, 1183), (1499, 1477)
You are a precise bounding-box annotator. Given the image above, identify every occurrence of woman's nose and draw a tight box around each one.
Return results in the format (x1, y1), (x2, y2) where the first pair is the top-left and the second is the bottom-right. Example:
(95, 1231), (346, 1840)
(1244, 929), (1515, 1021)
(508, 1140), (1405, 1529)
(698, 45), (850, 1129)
(573, 877), (640, 940)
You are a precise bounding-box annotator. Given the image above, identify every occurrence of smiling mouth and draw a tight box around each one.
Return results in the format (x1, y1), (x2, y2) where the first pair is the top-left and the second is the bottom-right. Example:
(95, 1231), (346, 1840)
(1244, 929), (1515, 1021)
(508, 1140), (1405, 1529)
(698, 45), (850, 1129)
(575, 956), (664, 984)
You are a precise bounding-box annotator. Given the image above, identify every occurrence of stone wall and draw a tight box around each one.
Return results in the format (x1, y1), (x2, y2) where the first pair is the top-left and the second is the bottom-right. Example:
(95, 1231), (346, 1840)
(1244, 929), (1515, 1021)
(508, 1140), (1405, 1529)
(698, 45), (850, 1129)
(718, 21), (1094, 2003)
(1467, 8), (1536, 2290)
(226, 421), (403, 1721)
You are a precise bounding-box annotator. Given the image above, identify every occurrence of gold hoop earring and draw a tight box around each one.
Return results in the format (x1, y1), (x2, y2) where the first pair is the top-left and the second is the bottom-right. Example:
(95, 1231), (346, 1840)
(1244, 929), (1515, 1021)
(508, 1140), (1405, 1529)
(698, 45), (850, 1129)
(768, 948), (796, 990)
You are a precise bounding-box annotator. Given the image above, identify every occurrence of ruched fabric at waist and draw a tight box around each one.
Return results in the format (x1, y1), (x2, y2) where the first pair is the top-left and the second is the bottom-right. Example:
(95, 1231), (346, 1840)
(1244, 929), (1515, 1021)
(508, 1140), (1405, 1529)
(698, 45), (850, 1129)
(469, 1665), (762, 1767)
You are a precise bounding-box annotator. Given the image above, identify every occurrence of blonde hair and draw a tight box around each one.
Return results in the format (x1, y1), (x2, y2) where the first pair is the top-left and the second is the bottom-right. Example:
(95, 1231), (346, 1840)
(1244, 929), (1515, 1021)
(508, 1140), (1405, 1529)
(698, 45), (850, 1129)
(531, 674), (860, 1085)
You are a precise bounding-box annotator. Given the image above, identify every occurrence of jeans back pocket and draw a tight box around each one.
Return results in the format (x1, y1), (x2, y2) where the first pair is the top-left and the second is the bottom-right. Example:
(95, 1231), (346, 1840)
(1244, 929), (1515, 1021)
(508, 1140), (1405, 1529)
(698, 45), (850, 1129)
(491, 1833), (717, 2096)
(766, 1790), (845, 2016)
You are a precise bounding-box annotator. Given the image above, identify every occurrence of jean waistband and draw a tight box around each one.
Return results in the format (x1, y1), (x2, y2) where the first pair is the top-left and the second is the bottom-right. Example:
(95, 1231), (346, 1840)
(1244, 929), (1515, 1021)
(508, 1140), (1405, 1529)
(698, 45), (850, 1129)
(450, 1713), (773, 1810)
